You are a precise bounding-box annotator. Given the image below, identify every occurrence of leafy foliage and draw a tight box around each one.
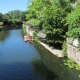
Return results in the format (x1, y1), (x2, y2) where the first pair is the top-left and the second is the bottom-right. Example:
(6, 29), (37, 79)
(0, 22), (3, 26)
(66, 28), (80, 38)
(66, 6), (80, 38)
(41, 4), (66, 44)
(0, 22), (3, 30)
(3, 10), (27, 23)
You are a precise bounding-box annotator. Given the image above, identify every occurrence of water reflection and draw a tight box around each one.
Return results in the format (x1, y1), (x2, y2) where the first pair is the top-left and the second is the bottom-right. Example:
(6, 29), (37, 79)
(0, 29), (80, 80)
(21, 27), (27, 37)
(33, 42), (80, 80)
(0, 30), (11, 42)
(32, 59), (59, 80)
(0, 30), (7, 42)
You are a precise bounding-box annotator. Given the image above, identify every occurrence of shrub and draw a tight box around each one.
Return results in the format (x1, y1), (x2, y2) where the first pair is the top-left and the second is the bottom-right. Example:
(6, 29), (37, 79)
(0, 22), (3, 26)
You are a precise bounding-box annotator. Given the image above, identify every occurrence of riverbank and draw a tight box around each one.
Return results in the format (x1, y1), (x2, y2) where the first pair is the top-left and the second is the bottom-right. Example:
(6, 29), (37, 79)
(40, 42), (63, 58)
(22, 23), (63, 58)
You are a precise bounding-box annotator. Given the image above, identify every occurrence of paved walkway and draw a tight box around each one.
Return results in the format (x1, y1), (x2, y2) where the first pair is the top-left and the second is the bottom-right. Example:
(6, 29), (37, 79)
(40, 42), (63, 58)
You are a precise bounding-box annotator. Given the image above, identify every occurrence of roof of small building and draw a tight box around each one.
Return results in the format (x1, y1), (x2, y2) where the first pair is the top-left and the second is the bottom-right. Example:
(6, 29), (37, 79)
(36, 31), (46, 38)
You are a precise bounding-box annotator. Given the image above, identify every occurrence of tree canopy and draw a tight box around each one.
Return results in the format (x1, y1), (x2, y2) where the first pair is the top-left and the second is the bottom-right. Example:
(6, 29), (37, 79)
(0, 10), (27, 29)
(66, 5), (80, 38)
(26, 0), (75, 48)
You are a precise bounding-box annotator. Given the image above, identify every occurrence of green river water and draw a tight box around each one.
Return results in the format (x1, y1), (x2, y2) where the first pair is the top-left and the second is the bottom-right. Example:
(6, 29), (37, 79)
(0, 29), (80, 80)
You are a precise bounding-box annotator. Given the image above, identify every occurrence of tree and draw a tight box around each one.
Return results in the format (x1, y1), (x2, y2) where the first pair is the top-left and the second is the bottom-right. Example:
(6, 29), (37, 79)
(66, 6), (80, 38)
(41, 0), (72, 46)
(0, 13), (3, 22)
(21, 11), (27, 21)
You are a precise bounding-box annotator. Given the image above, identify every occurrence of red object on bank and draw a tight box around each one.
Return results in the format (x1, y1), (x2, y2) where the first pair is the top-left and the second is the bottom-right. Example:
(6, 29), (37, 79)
(29, 35), (32, 39)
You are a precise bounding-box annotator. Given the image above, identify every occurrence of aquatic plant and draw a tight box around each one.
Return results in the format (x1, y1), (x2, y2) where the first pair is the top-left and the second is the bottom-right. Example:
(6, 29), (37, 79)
(63, 59), (80, 70)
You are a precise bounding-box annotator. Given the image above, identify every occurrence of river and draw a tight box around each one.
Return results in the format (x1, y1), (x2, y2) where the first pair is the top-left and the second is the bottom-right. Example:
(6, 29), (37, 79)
(0, 29), (80, 80)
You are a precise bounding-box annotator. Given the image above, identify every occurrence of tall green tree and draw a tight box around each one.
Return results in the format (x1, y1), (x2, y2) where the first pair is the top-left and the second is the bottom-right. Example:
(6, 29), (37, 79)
(66, 5), (80, 38)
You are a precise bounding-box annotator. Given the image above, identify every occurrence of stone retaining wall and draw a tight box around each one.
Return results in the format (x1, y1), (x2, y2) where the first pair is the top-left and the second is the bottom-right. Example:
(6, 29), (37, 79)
(67, 41), (80, 66)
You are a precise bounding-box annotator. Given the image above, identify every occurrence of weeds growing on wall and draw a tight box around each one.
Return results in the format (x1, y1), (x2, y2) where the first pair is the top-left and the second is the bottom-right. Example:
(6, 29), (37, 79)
(33, 32), (40, 42)
(22, 25), (27, 35)
(62, 41), (67, 57)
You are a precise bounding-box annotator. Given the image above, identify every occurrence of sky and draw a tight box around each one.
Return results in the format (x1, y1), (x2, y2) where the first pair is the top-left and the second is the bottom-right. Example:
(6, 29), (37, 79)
(0, 0), (29, 14)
